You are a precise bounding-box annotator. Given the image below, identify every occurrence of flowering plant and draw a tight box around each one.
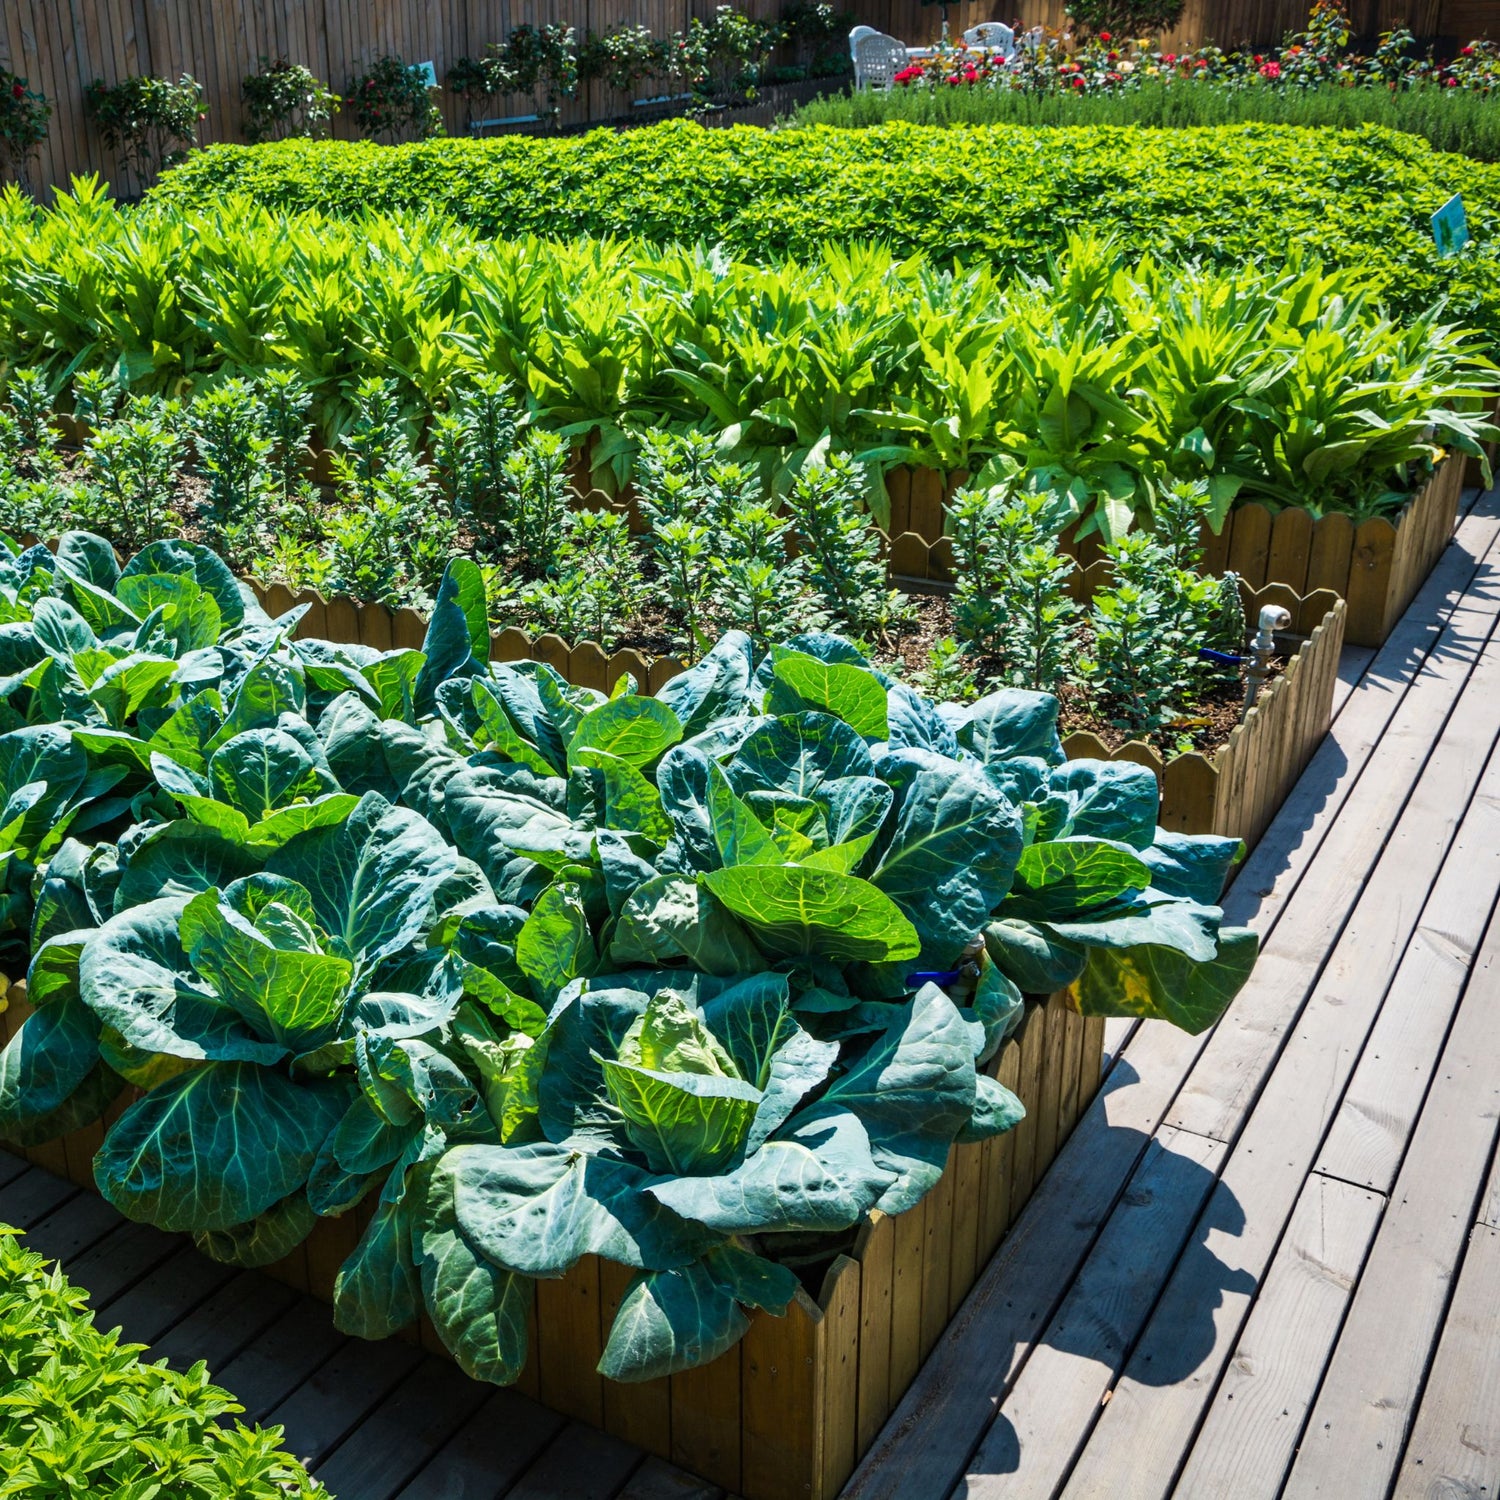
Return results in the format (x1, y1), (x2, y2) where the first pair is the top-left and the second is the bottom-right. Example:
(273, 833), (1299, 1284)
(0, 69), (48, 187)
(85, 73), (204, 188)
(348, 55), (442, 143)
(241, 58), (339, 143)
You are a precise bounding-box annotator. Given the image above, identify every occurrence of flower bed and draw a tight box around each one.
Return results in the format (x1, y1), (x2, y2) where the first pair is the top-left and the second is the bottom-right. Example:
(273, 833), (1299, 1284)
(0, 534), (1256, 1497)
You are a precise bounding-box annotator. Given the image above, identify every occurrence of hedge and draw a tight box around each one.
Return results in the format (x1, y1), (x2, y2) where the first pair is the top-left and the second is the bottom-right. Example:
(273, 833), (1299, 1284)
(147, 122), (1500, 339)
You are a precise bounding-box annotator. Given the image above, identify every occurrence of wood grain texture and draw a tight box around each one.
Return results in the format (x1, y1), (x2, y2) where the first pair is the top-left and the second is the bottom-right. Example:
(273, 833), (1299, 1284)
(1173, 1173), (1383, 1499)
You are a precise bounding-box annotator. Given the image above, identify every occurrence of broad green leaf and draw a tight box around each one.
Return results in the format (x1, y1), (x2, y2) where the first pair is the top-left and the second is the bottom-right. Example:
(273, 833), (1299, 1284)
(80, 896), (287, 1064)
(867, 749), (1023, 965)
(413, 1158), (533, 1385)
(0, 989), (106, 1145)
(703, 1242), (798, 1314)
(472, 677), (561, 776)
(601, 1058), (761, 1175)
(956, 1073), (1026, 1144)
(333, 1192), (420, 1339)
(983, 917), (1087, 994)
(178, 890), (352, 1050)
(703, 864), (920, 964)
(568, 696), (683, 771)
(414, 558), (489, 715)
(968, 952), (1026, 1063)
(728, 712), (873, 798)
(620, 989), (738, 1078)
(597, 1263), (749, 1383)
(1004, 838), (1152, 921)
(194, 1191), (317, 1268)
(267, 793), (459, 974)
(1139, 831), (1243, 905)
(767, 652), (889, 740)
(516, 881), (596, 998)
(535, 987), (645, 1146)
(1068, 925), (1259, 1035)
(207, 727), (335, 821)
(808, 983), (976, 1214)
(948, 688), (1065, 765)
(570, 748), (672, 845)
(705, 761), (779, 868)
(94, 1061), (350, 1232)
(654, 631), (754, 737)
(647, 1108), (892, 1234)
(609, 874), (764, 977)
(1038, 760), (1160, 850)
(448, 1141), (709, 1276)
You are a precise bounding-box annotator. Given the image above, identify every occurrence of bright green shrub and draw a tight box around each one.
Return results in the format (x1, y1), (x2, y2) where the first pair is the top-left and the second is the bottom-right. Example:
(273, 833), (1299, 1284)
(144, 122), (1500, 338)
(0, 1226), (322, 1497)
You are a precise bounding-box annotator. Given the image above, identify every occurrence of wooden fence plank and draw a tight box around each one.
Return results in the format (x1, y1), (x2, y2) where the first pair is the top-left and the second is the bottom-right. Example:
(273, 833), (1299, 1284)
(853, 1213), (895, 1456)
(1227, 503), (1273, 589)
(1305, 511), (1355, 598)
(670, 1348), (742, 1493)
(818, 1256), (861, 1500)
(917, 1146), (955, 1361)
(740, 1292), (819, 1500)
(1266, 507), (1313, 595)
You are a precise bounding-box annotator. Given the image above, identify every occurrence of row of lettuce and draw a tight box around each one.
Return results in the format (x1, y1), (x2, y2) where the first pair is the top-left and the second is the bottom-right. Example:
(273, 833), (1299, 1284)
(0, 532), (1256, 1383)
(1, 189), (1495, 532)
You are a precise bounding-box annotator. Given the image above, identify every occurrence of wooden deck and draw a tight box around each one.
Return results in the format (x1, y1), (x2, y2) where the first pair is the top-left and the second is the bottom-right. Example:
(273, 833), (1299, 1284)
(845, 481), (1500, 1500)
(6, 486), (1500, 1500)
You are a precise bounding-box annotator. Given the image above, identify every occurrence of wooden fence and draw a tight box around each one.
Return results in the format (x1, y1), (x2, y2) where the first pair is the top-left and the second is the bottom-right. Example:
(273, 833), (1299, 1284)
(5, 0), (1491, 198)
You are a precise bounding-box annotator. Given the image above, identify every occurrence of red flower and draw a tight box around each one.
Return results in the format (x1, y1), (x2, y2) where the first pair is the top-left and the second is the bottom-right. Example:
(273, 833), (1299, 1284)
(1253, 54), (1263, 63)
(1446, 75), (1459, 85)
(1107, 50), (1119, 61)
(1194, 58), (1207, 68)
(10, 82), (23, 99)
(1461, 45), (1474, 56)
(1071, 74), (1085, 88)
(1164, 52), (1176, 63)
(1260, 60), (1281, 78)
(1098, 30), (1112, 42)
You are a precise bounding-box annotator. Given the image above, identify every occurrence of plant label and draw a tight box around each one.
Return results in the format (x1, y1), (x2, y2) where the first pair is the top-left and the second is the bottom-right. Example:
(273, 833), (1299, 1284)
(1432, 194), (1469, 258)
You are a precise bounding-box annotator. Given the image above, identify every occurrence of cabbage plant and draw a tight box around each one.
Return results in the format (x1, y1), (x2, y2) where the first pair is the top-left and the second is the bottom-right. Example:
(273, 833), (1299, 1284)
(0, 552), (1258, 1386)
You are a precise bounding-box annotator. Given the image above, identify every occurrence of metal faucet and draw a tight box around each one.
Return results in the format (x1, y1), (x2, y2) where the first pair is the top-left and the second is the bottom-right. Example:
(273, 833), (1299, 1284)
(1244, 604), (1291, 714)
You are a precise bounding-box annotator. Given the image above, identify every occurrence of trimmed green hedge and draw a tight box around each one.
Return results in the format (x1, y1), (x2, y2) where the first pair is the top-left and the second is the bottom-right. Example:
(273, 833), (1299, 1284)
(149, 122), (1500, 335)
(0, 1225), (324, 1497)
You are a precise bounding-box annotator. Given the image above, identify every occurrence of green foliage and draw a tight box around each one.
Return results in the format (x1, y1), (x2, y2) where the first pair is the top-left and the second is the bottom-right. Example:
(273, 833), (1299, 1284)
(0, 69), (49, 188)
(524, 507), (645, 643)
(347, 56), (442, 144)
(0, 1226), (321, 1497)
(433, 373), (523, 551)
(84, 74), (204, 187)
(81, 396), (184, 552)
(187, 378), (277, 559)
(326, 379), (455, 608)
(1065, 0), (1185, 34)
(241, 58), (340, 144)
(144, 123), (1500, 345)
(0, 537), (1257, 1384)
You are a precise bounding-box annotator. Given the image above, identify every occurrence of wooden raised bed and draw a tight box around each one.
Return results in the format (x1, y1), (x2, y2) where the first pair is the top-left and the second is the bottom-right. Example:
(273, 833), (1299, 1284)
(249, 580), (1344, 852)
(0, 979), (1102, 1500)
(886, 456), (1463, 650)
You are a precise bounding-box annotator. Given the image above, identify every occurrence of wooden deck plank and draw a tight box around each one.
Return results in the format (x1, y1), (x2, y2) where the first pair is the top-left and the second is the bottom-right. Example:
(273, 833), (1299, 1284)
(503, 1419), (647, 1500)
(92, 1241), (240, 1345)
(1281, 898), (1500, 1500)
(391, 1389), (567, 1499)
(1315, 770), (1500, 1193)
(17, 1188), (126, 1266)
(961, 1127), (1226, 1499)
(313, 1354), (495, 1500)
(614, 1455), (725, 1499)
(211, 1297), (351, 1425)
(261, 1331), (425, 1468)
(150, 1271), (301, 1374)
(1391, 1226), (1500, 1500)
(62, 1218), (181, 1307)
(0, 1165), (78, 1227)
(1059, 724), (1500, 1500)
(1171, 1173), (1384, 1498)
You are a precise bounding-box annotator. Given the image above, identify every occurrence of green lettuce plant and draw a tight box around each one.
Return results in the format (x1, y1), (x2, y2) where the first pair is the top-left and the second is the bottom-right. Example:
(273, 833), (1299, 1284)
(0, 547), (1258, 1387)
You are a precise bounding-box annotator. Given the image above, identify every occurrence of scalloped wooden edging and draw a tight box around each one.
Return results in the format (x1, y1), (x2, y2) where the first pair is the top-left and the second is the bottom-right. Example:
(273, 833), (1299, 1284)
(0, 975), (1102, 1500)
(1065, 594), (1347, 853)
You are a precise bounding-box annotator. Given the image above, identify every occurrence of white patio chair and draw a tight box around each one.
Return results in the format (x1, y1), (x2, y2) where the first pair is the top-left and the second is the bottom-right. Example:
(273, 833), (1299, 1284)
(851, 28), (910, 90)
(962, 21), (1016, 57)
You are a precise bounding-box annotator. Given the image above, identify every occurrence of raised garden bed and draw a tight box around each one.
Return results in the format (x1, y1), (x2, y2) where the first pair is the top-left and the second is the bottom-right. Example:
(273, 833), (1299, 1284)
(886, 456), (1463, 649)
(0, 978), (1100, 1500)
(248, 579), (1346, 853)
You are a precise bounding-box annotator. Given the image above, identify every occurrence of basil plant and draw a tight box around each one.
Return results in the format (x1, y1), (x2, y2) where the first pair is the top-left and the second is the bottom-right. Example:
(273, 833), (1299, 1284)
(0, 550), (1257, 1386)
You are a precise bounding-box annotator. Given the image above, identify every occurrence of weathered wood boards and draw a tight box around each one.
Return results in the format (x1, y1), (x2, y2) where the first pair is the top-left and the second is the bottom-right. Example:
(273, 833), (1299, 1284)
(0, 975), (1104, 1500)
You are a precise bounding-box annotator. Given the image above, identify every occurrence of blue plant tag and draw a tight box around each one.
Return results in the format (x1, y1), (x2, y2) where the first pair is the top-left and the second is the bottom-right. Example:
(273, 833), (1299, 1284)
(1432, 194), (1470, 258)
